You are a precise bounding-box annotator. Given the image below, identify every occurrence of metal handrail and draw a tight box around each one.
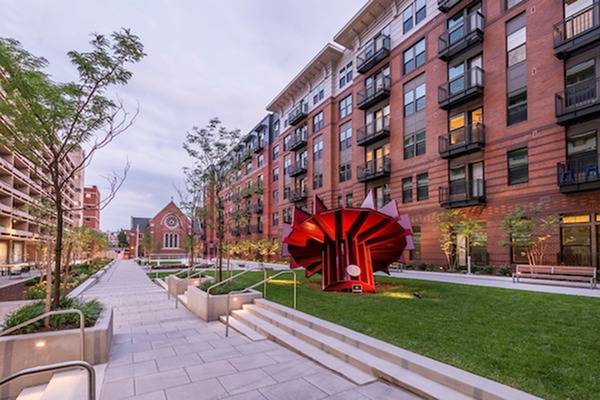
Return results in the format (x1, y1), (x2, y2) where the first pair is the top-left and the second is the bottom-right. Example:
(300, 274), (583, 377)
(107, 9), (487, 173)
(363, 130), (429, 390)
(0, 309), (85, 360)
(173, 267), (217, 308)
(0, 361), (96, 400)
(225, 270), (297, 337)
(206, 265), (267, 296)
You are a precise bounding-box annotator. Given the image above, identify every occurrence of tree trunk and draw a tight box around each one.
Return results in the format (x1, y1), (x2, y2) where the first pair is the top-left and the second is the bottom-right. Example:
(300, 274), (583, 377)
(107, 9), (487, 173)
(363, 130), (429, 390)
(63, 242), (73, 292)
(44, 241), (52, 328)
(53, 191), (64, 310)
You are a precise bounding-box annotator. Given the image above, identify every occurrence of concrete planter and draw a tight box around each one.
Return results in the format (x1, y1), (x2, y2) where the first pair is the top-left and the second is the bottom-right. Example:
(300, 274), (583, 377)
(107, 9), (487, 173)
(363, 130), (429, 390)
(186, 286), (261, 321)
(0, 307), (113, 399)
(166, 276), (210, 298)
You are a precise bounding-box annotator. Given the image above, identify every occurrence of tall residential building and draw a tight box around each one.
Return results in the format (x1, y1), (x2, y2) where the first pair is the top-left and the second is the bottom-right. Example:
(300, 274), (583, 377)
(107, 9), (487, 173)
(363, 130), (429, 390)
(83, 185), (101, 230)
(0, 145), (84, 264)
(203, 0), (600, 269)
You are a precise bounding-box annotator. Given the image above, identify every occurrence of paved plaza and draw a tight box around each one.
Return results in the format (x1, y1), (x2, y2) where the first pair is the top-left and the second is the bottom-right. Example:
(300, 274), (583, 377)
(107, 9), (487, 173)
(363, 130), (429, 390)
(84, 260), (419, 400)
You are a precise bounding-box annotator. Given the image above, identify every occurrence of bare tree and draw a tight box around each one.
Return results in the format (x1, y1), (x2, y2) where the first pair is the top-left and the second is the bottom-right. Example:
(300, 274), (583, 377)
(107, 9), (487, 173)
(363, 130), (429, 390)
(183, 118), (241, 281)
(0, 30), (146, 309)
(175, 166), (205, 273)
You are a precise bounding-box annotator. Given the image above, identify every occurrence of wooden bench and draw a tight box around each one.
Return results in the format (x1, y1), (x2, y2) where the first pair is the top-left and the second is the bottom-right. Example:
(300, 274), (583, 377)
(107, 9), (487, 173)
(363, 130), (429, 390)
(513, 265), (597, 289)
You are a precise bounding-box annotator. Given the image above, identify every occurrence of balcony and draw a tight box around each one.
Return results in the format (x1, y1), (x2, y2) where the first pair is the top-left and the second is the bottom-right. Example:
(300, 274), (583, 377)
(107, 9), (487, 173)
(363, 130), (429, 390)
(357, 76), (391, 110)
(288, 133), (308, 151)
(439, 179), (486, 208)
(241, 149), (253, 161)
(557, 156), (600, 193)
(555, 76), (600, 125)
(290, 189), (307, 202)
(288, 102), (308, 126)
(438, 11), (485, 61)
(553, 3), (600, 59)
(252, 140), (264, 153)
(357, 157), (391, 183)
(241, 187), (253, 198)
(438, 124), (485, 159)
(287, 160), (307, 177)
(356, 34), (391, 74)
(438, 66), (484, 110)
(230, 228), (241, 237)
(357, 117), (390, 147)
(437, 0), (461, 12)
(253, 203), (263, 214)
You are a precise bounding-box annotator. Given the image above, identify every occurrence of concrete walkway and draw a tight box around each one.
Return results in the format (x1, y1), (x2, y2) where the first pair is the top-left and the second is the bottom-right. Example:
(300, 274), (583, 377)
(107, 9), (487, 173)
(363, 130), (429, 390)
(84, 260), (418, 400)
(387, 270), (600, 298)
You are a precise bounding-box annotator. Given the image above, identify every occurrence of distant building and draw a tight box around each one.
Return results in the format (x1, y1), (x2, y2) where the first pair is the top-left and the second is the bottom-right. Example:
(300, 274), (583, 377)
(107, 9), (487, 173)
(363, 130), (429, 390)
(127, 201), (191, 259)
(83, 186), (100, 230)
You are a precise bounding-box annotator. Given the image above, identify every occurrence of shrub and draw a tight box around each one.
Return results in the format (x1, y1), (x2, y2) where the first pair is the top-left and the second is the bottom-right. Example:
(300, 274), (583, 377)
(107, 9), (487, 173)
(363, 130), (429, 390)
(498, 265), (512, 277)
(199, 280), (250, 295)
(1, 298), (103, 335)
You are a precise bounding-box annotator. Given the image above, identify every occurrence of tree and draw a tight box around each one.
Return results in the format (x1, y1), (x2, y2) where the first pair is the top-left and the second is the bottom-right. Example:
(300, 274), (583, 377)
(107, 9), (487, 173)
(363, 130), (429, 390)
(502, 206), (558, 266)
(176, 167), (204, 270)
(434, 210), (486, 270)
(140, 232), (161, 256)
(183, 118), (241, 281)
(0, 31), (146, 309)
(117, 229), (129, 249)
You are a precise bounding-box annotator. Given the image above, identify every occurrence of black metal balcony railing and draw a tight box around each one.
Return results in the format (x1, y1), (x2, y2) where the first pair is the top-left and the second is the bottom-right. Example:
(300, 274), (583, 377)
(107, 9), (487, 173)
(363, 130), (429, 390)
(439, 179), (486, 208)
(438, 11), (485, 61)
(357, 116), (390, 146)
(287, 160), (308, 177)
(437, 0), (461, 12)
(557, 154), (600, 193)
(555, 76), (600, 125)
(553, 3), (600, 59)
(438, 66), (484, 110)
(241, 186), (253, 198)
(357, 157), (391, 183)
(356, 34), (391, 74)
(288, 102), (308, 126)
(253, 203), (263, 214)
(231, 228), (241, 237)
(252, 140), (264, 153)
(438, 124), (485, 159)
(357, 76), (391, 110)
(290, 189), (307, 202)
(288, 133), (308, 151)
(242, 149), (253, 161)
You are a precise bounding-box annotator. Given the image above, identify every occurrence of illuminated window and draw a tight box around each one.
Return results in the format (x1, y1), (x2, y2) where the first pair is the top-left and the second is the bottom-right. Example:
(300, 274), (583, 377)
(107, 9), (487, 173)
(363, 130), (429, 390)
(562, 215), (591, 224)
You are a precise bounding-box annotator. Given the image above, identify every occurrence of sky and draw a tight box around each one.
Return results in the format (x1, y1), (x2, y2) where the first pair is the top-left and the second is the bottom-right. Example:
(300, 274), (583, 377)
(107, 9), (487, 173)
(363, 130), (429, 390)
(1, 0), (365, 231)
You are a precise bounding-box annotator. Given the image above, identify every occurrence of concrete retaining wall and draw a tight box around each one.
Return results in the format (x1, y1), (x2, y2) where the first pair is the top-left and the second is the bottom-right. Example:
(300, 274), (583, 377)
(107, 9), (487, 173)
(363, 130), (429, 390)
(186, 286), (261, 321)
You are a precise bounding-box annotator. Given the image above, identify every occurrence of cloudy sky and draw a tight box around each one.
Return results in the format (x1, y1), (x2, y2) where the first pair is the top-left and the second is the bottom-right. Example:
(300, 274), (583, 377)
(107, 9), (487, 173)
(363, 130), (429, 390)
(1, 0), (364, 231)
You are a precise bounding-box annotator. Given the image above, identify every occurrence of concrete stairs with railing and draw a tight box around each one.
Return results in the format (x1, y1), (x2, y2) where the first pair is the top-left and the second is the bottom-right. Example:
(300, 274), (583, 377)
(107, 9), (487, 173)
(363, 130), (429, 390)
(15, 364), (105, 400)
(226, 299), (542, 400)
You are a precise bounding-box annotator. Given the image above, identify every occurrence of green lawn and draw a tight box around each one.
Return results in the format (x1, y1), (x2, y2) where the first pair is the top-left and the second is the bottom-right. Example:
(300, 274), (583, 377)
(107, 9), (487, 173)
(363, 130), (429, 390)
(194, 270), (599, 400)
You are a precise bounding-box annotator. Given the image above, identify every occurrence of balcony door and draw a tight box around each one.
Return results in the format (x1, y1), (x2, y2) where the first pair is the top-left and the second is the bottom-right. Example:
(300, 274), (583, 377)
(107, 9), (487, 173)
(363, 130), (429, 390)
(565, 59), (596, 109)
(449, 161), (483, 198)
(566, 129), (598, 179)
(449, 107), (483, 146)
(448, 55), (482, 95)
(367, 144), (389, 172)
(447, 2), (482, 46)
(471, 162), (484, 197)
(0, 241), (7, 264)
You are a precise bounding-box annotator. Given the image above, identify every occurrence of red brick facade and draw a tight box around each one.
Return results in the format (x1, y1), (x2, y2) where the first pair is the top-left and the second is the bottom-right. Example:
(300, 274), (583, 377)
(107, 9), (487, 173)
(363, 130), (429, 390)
(83, 185), (100, 230)
(205, 0), (600, 269)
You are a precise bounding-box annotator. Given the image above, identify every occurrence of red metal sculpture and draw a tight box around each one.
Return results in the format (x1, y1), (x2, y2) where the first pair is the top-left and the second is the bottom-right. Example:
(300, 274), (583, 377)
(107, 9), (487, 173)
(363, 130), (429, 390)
(282, 191), (413, 292)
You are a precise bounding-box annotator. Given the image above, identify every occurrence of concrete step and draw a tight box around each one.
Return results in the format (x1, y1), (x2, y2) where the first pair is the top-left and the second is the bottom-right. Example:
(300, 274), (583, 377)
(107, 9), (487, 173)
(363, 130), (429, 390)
(177, 293), (188, 308)
(230, 308), (376, 385)
(155, 278), (168, 290)
(253, 299), (541, 400)
(243, 304), (471, 400)
(219, 314), (267, 341)
(16, 384), (46, 400)
(40, 364), (105, 400)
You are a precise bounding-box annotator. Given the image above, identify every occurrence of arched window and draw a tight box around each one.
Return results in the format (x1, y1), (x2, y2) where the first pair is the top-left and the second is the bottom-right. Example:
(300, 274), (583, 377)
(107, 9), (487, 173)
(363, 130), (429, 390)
(163, 233), (180, 249)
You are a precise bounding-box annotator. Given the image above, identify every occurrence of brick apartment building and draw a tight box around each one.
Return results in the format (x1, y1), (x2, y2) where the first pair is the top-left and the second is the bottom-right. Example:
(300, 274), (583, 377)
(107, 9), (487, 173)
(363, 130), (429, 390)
(83, 185), (100, 230)
(127, 201), (191, 259)
(204, 0), (600, 268)
(0, 146), (85, 265)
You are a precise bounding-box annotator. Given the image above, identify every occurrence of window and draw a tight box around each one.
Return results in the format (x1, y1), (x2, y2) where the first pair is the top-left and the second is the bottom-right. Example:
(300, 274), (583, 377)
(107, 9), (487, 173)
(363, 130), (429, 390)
(272, 212), (279, 226)
(245, 162), (252, 175)
(403, 39), (426, 74)
(417, 173), (429, 200)
(313, 81), (325, 105)
(257, 154), (264, 168)
(339, 95), (352, 118)
(339, 163), (352, 182)
(313, 137), (323, 160)
(313, 173), (323, 189)
(404, 129), (426, 159)
(561, 217), (593, 266)
(404, 82), (426, 116)
(506, 0), (520, 9)
(345, 193), (353, 207)
(283, 208), (292, 224)
(415, 0), (426, 24)
(337, 195), (343, 208)
(283, 155), (291, 174)
(403, 5), (414, 34)
(507, 26), (526, 67)
(313, 111), (324, 132)
(272, 144), (280, 160)
(273, 119), (280, 136)
(507, 87), (527, 125)
(272, 190), (279, 204)
(339, 62), (353, 88)
(283, 186), (290, 200)
(374, 184), (391, 209)
(283, 135), (291, 151)
(273, 167), (279, 182)
(402, 177), (413, 203)
(507, 148), (528, 185)
(163, 233), (179, 249)
(339, 122), (352, 150)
